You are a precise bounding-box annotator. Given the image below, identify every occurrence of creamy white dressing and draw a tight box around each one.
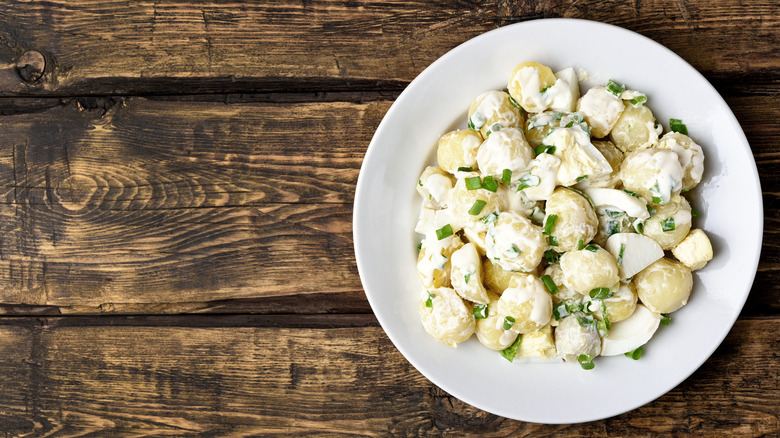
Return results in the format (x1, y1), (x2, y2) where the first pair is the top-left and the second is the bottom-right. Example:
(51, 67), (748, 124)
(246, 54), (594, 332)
(424, 173), (452, 206)
(485, 213), (545, 271)
(663, 137), (704, 184)
(511, 67), (575, 113)
(648, 150), (683, 204)
(502, 285), (552, 326)
(522, 153), (561, 201)
(476, 128), (532, 176)
(417, 233), (453, 287)
(577, 86), (624, 137)
(547, 126), (612, 185)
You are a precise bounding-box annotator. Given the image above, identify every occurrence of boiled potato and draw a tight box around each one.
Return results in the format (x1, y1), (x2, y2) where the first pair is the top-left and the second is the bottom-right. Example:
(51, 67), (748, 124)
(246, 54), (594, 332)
(417, 234), (464, 289)
(450, 243), (490, 304)
(543, 187), (598, 252)
(634, 257), (693, 314)
(559, 245), (620, 295)
(609, 103), (660, 153)
(419, 287), (475, 347)
(642, 197), (692, 250)
(416, 166), (454, 209)
(547, 126), (613, 186)
(476, 292), (519, 350)
(484, 212), (546, 273)
(516, 324), (557, 360)
(576, 86), (624, 138)
(507, 61), (557, 113)
(542, 263), (581, 304)
(592, 206), (633, 247)
(554, 313), (601, 362)
(482, 259), (527, 294)
(496, 274), (552, 333)
(595, 283), (638, 324)
(671, 228), (713, 271)
(447, 173), (503, 232)
(620, 147), (683, 205)
(476, 128), (535, 177)
(657, 132), (704, 191)
(468, 90), (524, 138)
(437, 129), (483, 174)
(575, 140), (623, 189)
(525, 111), (563, 148)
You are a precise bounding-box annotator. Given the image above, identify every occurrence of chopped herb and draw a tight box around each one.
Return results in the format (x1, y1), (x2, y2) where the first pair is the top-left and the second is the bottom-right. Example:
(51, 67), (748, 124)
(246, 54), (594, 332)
(565, 120), (575, 128)
(417, 242), (422, 252)
(589, 288), (614, 300)
(517, 173), (541, 191)
(661, 217), (676, 232)
(544, 250), (560, 264)
(606, 209), (626, 218)
(503, 316), (516, 331)
(565, 186), (595, 209)
(623, 189), (640, 198)
(508, 96), (521, 110)
(617, 243), (626, 266)
(541, 275), (558, 294)
(425, 292), (435, 308)
(502, 169), (512, 185)
(486, 123), (502, 136)
(628, 95), (647, 106)
(597, 318), (609, 337)
(650, 182), (664, 204)
(552, 112), (563, 121)
(464, 272), (472, 284)
(500, 335), (522, 362)
(540, 85), (552, 93)
(634, 219), (645, 235)
(660, 313), (671, 326)
(543, 214), (558, 235)
(418, 180), (423, 187)
(577, 314), (596, 327)
(468, 199), (487, 216)
(473, 303), (488, 319)
(670, 118), (688, 135)
(482, 175), (499, 192)
(467, 118), (476, 130)
(481, 211), (499, 225)
(576, 175), (588, 183)
(577, 237), (585, 250)
(606, 80), (625, 97)
(578, 354), (595, 370)
(457, 166), (474, 172)
(647, 204), (657, 217)
(548, 235), (559, 246)
(505, 244), (521, 258)
(469, 112), (485, 130)
(584, 244), (599, 253)
(534, 144), (556, 155)
(625, 347), (643, 360)
(553, 301), (569, 320)
(465, 176), (482, 190)
(607, 220), (620, 237)
(435, 224), (453, 240)
(531, 206), (546, 224)
(601, 301), (611, 331)
(692, 207), (701, 217)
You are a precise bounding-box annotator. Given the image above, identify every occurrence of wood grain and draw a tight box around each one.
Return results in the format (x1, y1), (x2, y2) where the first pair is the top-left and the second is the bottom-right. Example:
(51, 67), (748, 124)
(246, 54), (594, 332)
(0, 0), (775, 95)
(0, 316), (775, 437)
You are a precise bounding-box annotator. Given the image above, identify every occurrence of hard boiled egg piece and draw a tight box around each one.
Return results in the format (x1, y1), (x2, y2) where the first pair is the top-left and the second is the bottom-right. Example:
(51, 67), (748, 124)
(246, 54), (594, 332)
(601, 304), (660, 356)
(605, 232), (664, 279)
(582, 188), (650, 220)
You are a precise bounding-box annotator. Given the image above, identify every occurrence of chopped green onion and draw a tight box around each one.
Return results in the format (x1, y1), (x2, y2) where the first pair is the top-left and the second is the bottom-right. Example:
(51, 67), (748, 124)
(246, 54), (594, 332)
(505, 244), (521, 258)
(468, 199), (487, 216)
(464, 272), (472, 284)
(578, 354), (595, 370)
(564, 120), (575, 128)
(534, 144), (556, 155)
(577, 314), (595, 327)
(435, 224), (454, 240)
(502, 169), (512, 185)
(508, 96), (521, 110)
(625, 347), (643, 360)
(543, 214), (558, 235)
(500, 335), (522, 362)
(417, 242), (422, 252)
(418, 180), (423, 187)
(670, 118), (688, 135)
(425, 292), (435, 308)
(467, 118), (476, 130)
(473, 303), (488, 319)
(628, 95), (647, 106)
(606, 80), (625, 97)
(540, 85), (552, 93)
(503, 316), (516, 331)
(541, 275), (559, 294)
(634, 220), (645, 235)
(661, 217), (676, 232)
(577, 237), (585, 250)
(607, 220), (620, 237)
(530, 206), (546, 225)
(623, 189), (640, 198)
(660, 313), (671, 326)
(584, 244), (599, 253)
(544, 250), (560, 264)
(647, 205), (657, 217)
(465, 176), (482, 190)
(548, 235), (559, 246)
(482, 175), (499, 192)
(565, 186), (595, 209)
(601, 301), (611, 331)
(553, 301), (569, 320)
(617, 243), (626, 267)
(589, 288), (614, 300)
(692, 207), (701, 217)
(576, 175), (588, 183)
(517, 173), (541, 191)
(486, 123), (502, 137)
(481, 211), (499, 225)
(457, 166), (474, 172)
(606, 209), (625, 218)
(597, 318), (609, 336)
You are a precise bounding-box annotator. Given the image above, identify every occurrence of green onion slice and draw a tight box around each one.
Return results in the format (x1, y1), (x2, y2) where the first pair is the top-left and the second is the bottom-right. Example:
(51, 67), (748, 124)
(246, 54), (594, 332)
(625, 347), (643, 360)
(548, 235), (559, 246)
(541, 275), (558, 294)
(628, 95), (647, 106)
(660, 313), (671, 326)
(623, 189), (640, 198)
(577, 314), (595, 327)
(565, 186), (595, 209)
(481, 211), (499, 225)
(534, 144), (556, 155)
(500, 335), (522, 362)
(553, 301), (569, 321)
(465, 176), (482, 190)
(692, 207), (701, 217)
(482, 175), (499, 192)
(576, 175), (588, 183)
(577, 237), (585, 250)
(647, 204), (657, 217)
(505, 244), (521, 259)
(501, 169), (512, 185)
(589, 288), (614, 300)
(633, 219), (645, 235)
(584, 244), (599, 253)
(578, 354), (595, 370)
(508, 96), (521, 110)
(435, 224), (453, 240)
(517, 173), (541, 191)
(464, 272), (472, 284)
(457, 166), (474, 172)
(468, 199), (487, 216)
(617, 243), (626, 267)
(425, 292), (435, 308)
(606, 209), (626, 218)
(543, 214), (558, 235)
(473, 303), (488, 319)
(670, 118), (688, 135)
(503, 316), (516, 331)
(661, 217), (676, 232)
(416, 242), (422, 252)
(607, 220), (620, 237)
(544, 249), (560, 264)
(606, 79), (625, 97)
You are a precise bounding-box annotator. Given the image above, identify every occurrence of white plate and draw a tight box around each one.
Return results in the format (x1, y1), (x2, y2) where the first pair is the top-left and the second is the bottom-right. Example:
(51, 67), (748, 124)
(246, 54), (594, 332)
(353, 18), (762, 424)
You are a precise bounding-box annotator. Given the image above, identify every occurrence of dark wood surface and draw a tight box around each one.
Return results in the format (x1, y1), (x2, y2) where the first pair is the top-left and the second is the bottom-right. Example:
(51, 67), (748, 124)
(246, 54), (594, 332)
(0, 1), (777, 436)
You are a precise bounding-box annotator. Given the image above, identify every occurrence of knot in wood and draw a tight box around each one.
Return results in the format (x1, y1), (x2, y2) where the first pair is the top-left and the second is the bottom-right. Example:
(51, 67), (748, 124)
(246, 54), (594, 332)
(16, 50), (45, 82)
(55, 175), (98, 211)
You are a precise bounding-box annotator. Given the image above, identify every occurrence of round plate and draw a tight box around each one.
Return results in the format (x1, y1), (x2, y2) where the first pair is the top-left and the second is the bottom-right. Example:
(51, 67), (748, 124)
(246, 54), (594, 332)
(353, 18), (762, 424)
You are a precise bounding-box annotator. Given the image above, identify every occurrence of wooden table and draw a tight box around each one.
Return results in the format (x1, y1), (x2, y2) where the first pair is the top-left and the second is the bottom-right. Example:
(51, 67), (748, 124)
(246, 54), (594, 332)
(0, 1), (776, 436)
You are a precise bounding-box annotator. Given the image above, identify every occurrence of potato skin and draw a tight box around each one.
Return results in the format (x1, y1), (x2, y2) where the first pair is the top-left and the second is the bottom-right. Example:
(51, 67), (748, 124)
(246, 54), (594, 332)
(544, 187), (598, 252)
(634, 257), (693, 314)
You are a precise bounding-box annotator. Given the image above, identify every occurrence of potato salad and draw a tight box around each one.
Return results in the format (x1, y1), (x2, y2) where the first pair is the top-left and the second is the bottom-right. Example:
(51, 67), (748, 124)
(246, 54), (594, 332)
(414, 61), (713, 369)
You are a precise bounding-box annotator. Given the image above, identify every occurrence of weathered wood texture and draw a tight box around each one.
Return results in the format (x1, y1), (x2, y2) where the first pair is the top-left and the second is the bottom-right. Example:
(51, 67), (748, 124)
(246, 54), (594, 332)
(0, 0), (776, 95)
(0, 316), (776, 437)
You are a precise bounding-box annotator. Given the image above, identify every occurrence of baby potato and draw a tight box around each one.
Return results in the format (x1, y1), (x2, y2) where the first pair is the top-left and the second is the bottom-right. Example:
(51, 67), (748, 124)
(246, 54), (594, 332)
(634, 257), (693, 314)
(642, 197), (692, 250)
(525, 111), (563, 148)
(437, 129), (484, 174)
(544, 187), (599, 252)
(547, 126), (613, 186)
(508, 61), (557, 113)
(447, 173), (503, 232)
(496, 274), (553, 333)
(476, 128), (535, 177)
(609, 103), (660, 153)
(671, 228), (713, 271)
(482, 259), (528, 294)
(516, 324), (558, 360)
(419, 287), (475, 347)
(575, 140), (623, 189)
(542, 263), (581, 304)
(576, 86), (625, 138)
(620, 147), (683, 205)
(476, 292), (519, 350)
(450, 243), (490, 304)
(554, 313), (601, 362)
(468, 90), (524, 138)
(596, 283), (638, 324)
(657, 132), (705, 191)
(416, 166), (454, 209)
(417, 234), (464, 289)
(559, 245), (620, 295)
(484, 212), (546, 273)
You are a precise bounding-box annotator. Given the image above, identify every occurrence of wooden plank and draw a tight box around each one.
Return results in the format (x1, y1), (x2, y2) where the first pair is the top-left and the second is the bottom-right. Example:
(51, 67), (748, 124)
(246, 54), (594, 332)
(0, 316), (776, 436)
(0, 0), (775, 95)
